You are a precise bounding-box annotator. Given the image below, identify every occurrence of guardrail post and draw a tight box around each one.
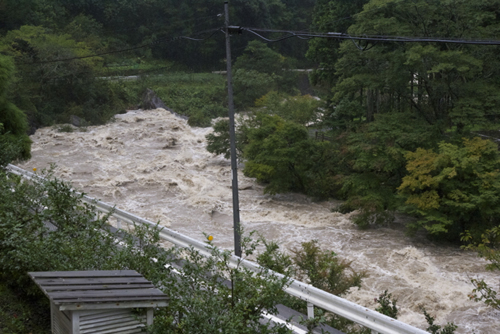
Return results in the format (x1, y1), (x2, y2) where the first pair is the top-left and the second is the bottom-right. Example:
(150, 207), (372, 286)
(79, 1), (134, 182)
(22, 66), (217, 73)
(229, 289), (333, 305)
(307, 302), (314, 319)
(117, 219), (122, 230)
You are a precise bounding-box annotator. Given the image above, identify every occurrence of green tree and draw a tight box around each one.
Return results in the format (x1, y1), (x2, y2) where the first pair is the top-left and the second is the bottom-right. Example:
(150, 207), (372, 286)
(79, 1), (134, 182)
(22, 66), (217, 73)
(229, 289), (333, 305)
(1, 0), (317, 70)
(0, 0), (67, 32)
(255, 91), (321, 126)
(307, 0), (369, 87)
(398, 137), (500, 240)
(233, 69), (279, 109)
(303, 0), (500, 231)
(242, 113), (319, 194)
(335, 112), (439, 228)
(206, 119), (233, 159)
(233, 41), (298, 109)
(1, 25), (129, 126)
(0, 54), (30, 164)
(327, 0), (500, 133)
(207, 112), (340, 200)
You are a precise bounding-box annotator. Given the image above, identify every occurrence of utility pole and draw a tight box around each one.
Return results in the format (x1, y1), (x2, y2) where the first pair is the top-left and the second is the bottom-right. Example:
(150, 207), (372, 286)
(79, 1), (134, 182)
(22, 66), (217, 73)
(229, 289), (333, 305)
(224, 1), (241, 257)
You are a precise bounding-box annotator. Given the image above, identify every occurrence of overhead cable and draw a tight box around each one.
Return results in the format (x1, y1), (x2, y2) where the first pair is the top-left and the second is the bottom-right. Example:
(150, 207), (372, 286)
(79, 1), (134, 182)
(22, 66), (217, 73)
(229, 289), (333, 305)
(241, 28), (297, 43)
(20, 27), (222, 65)
(18, 24), (500, 66)
(243, 27), (500, 46)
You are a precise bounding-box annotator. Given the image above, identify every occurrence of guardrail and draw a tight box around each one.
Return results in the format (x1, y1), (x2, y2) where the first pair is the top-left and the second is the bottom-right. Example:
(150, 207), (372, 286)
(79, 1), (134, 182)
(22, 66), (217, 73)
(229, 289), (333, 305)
(6, 164), (428, 334)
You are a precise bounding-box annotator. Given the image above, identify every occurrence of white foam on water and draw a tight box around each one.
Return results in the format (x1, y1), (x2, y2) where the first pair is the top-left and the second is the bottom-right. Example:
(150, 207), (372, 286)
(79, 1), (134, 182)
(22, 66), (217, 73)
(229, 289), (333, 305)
(20, 108), (500, 333)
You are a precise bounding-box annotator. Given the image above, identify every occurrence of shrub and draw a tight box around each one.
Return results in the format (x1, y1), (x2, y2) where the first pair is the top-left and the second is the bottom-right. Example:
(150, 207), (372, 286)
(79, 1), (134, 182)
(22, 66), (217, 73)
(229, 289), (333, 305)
(255, 91), (321, 126)
(55, 124), (74, 133)
(291, 240), (364, 296)
(421, 308), (458, 334)
(256, 239), (294, 276)
(462, 225), (500, 311)
(151, 233), (292, 334)
(255, 238), (368, 334)
(375, 290), (398, 319)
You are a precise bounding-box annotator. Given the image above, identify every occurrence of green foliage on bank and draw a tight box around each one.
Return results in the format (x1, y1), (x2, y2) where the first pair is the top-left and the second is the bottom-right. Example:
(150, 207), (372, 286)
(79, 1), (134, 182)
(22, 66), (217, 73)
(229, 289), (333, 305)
(233, 41), (299, 109)
(242, 113), (321, 194)
(0, 167), (294, 333)
(256, 239), (371, 334)
(321, 0), (500, 241)
(0, 0), (316, 69)
(0, 54), (31, 164)
(0, 25), (133, 127)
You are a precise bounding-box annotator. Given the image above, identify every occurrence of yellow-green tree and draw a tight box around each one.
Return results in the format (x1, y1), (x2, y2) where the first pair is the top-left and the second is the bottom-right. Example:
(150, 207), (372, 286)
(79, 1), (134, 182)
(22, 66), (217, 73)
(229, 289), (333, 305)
(398, 137), (500, 240)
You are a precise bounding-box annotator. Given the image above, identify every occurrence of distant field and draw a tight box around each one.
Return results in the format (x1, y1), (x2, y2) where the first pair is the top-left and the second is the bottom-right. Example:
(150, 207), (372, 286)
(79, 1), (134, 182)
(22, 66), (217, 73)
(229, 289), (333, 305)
(123, 71), (228, 127)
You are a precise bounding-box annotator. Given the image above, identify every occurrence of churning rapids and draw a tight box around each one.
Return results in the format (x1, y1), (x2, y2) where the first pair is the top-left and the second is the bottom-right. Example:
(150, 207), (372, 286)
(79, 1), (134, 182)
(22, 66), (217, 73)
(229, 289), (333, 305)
(19, 109), (499, 333)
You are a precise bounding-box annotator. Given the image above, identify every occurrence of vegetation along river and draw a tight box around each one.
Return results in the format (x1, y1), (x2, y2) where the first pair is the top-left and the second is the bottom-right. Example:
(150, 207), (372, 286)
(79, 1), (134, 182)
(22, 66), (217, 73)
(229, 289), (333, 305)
(19, 108), (500, 333)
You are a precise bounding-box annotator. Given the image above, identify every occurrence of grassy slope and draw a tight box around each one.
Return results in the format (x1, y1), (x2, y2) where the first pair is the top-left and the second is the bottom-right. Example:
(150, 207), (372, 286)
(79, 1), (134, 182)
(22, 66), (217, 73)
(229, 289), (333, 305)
(0, 277), (51, 334)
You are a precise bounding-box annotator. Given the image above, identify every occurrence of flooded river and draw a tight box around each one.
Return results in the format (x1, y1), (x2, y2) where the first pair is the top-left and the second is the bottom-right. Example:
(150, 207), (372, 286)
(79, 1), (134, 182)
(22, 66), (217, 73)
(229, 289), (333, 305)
(19, 108), (499, 333)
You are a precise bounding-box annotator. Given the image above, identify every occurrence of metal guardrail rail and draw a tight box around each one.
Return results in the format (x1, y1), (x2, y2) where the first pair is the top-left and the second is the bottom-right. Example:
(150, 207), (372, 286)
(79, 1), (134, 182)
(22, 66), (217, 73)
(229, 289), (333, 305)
(6, 164), (429, 334)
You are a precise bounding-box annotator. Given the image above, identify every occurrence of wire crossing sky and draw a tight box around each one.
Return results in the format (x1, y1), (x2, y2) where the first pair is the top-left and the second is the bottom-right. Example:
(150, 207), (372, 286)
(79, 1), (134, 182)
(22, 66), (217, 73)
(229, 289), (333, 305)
(18, 25), (500, 66)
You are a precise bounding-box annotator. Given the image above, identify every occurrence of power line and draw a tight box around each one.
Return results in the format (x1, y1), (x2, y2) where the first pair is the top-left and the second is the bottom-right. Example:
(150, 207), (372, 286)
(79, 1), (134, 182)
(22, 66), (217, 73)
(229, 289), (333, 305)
(19, 27), (222, 65)
(17, 23), (500, 67)
(240, 27), (500, 46)
(27, 15), (224, 51)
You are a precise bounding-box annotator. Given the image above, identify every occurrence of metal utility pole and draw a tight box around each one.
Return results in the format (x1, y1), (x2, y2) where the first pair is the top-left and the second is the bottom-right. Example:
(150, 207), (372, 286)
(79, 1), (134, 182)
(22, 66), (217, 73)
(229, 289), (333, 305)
(224, 1), (241, 257)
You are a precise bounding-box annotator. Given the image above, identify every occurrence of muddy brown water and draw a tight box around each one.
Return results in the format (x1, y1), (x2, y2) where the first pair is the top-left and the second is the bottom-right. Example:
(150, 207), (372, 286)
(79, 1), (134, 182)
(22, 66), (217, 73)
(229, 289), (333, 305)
(19, 109), (500, 333)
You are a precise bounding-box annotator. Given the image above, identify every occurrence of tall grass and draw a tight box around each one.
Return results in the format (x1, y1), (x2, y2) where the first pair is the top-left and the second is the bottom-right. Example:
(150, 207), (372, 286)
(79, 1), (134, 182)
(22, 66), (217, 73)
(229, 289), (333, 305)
(123, 72), (228, 127)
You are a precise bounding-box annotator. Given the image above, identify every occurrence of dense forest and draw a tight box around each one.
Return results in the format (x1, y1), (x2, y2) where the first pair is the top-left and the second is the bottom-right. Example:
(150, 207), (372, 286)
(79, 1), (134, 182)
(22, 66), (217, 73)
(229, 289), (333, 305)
(0, 0), (316, 131)
(1, 0), (499, 245)
(207, 0), (500, 243)
(1, 0), (500, 242)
